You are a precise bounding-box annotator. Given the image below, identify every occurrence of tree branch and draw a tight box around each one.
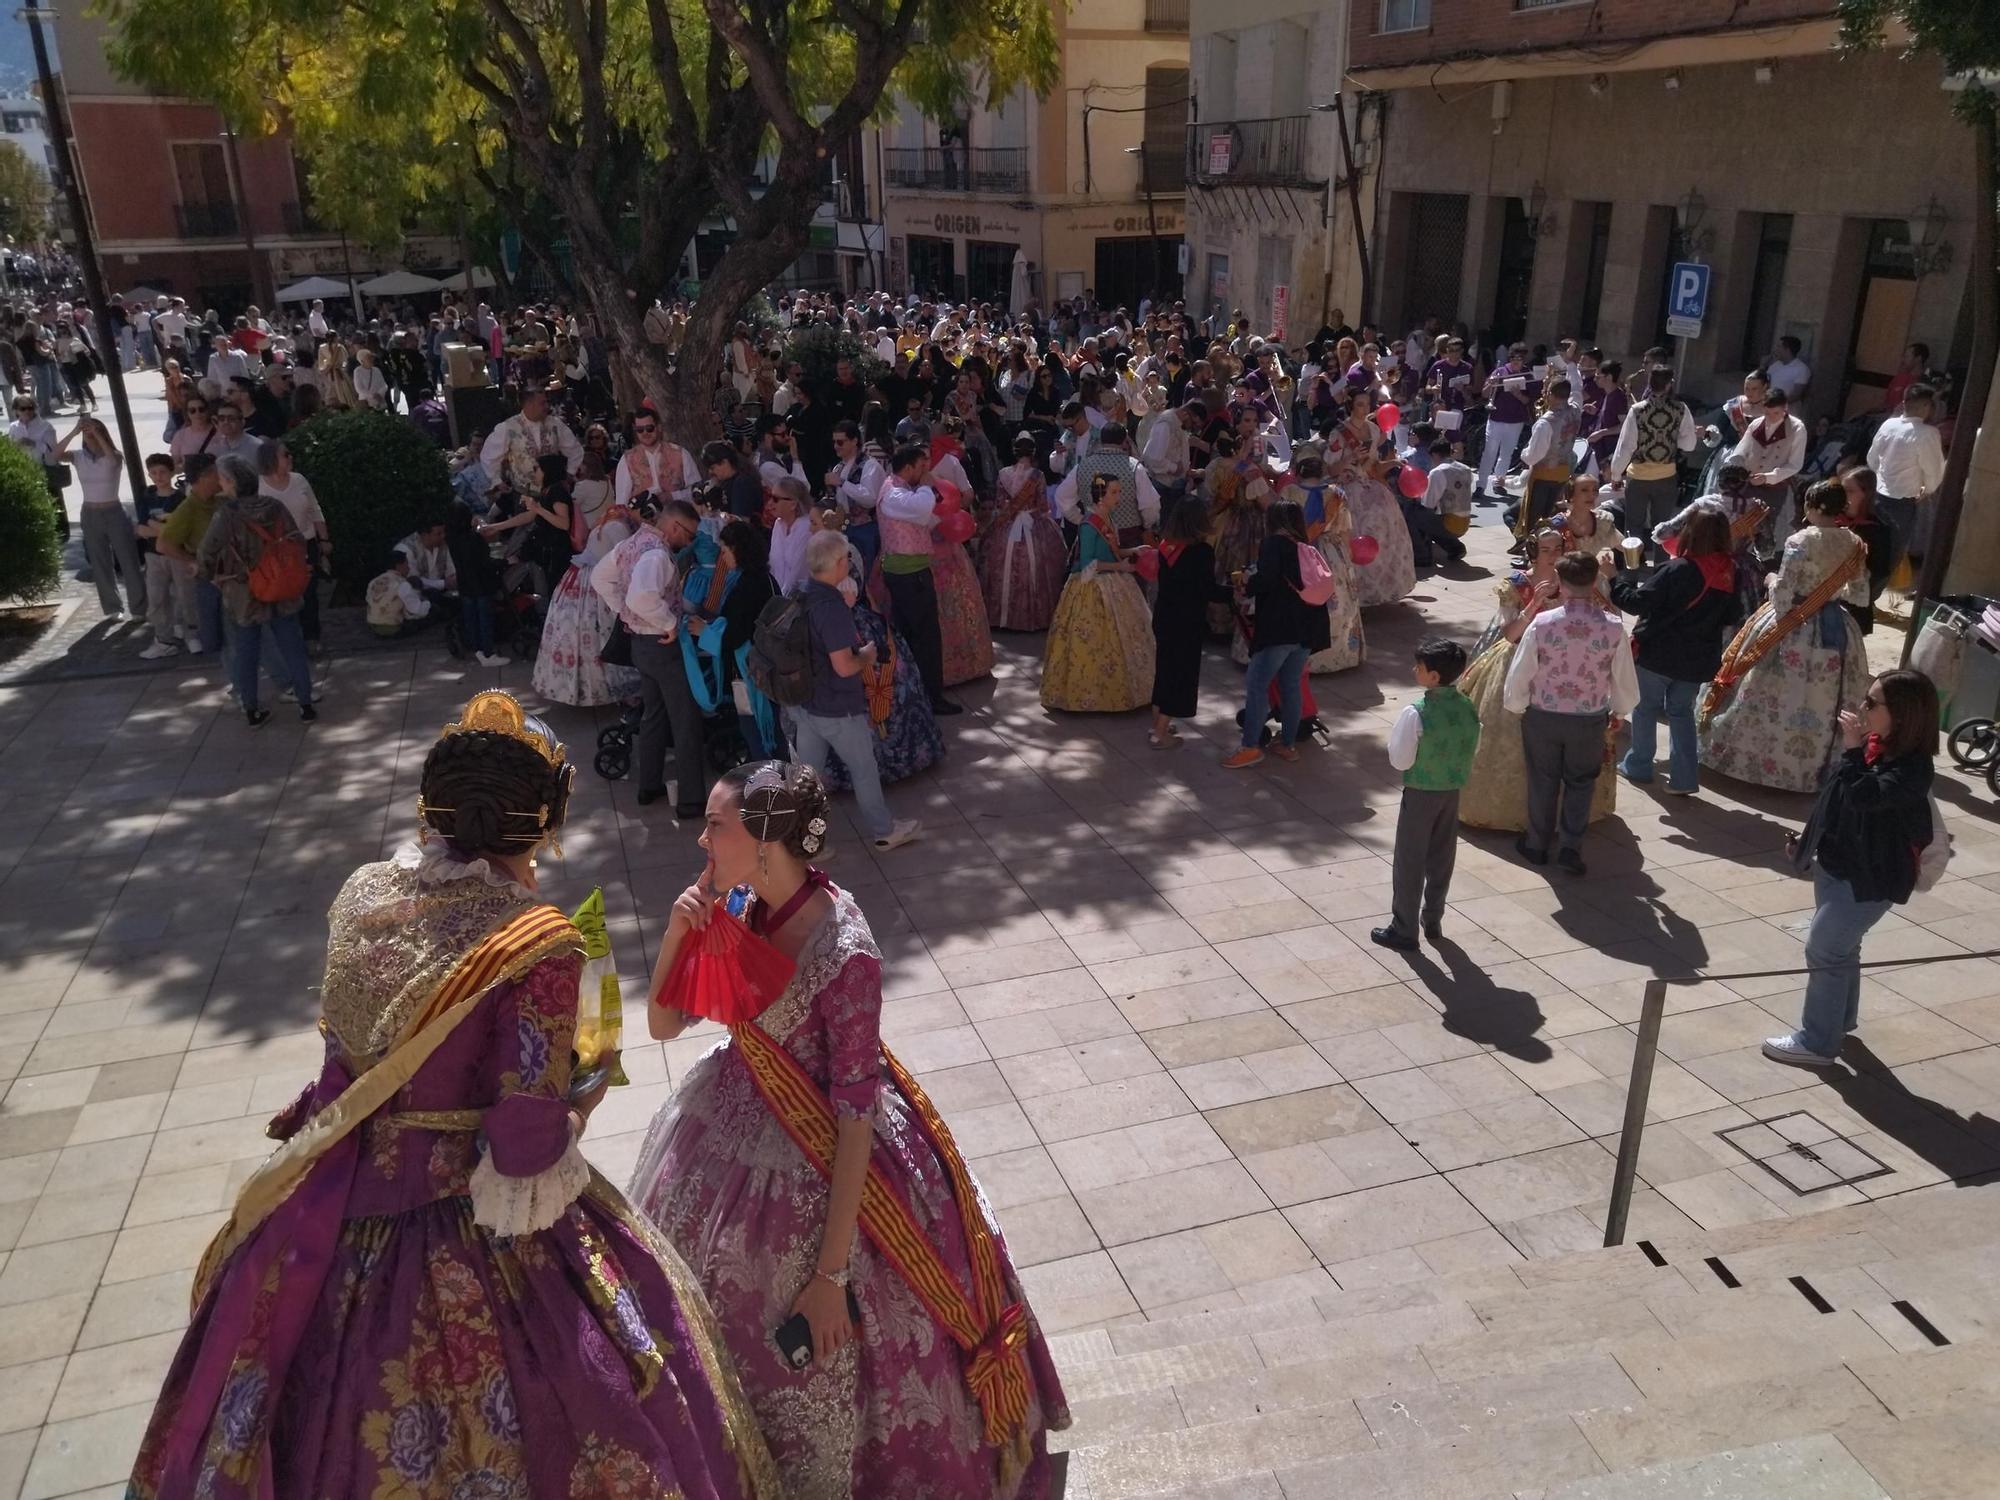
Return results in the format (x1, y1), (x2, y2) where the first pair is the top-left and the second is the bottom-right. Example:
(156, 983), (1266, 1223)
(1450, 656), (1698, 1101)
(700, 0), (811, 147)
(642, 0), (702, 153)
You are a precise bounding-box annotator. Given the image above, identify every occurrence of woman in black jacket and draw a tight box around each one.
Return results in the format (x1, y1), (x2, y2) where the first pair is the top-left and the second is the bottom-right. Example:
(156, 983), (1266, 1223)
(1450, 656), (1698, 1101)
(1604, 501), (1744, 795)
(1224, 500), (1331, 768)
(1764, 667), (1940, 1068)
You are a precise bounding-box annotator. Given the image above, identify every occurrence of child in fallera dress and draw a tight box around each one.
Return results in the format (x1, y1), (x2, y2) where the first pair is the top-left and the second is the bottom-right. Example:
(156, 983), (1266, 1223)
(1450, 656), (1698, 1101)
(1042, 474), (1157, 712)
(1372, 637), (1479, 952)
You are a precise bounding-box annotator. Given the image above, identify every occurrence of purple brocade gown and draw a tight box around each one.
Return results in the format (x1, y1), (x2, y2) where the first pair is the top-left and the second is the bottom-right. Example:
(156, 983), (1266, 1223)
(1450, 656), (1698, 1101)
(632, 883), (1071, 1500)
(128, 854), (781, 1500)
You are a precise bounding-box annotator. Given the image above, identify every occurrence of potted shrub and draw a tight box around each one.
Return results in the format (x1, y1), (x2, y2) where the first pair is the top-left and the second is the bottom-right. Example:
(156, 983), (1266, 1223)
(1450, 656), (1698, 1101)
(285, 409), (454, 603)
(0, 440), (61, 611)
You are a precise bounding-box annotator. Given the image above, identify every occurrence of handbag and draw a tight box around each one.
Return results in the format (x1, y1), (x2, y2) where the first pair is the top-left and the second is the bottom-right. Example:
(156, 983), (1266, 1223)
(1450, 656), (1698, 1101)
(599, 618), (633, 667)
(43, 462), (70, 491)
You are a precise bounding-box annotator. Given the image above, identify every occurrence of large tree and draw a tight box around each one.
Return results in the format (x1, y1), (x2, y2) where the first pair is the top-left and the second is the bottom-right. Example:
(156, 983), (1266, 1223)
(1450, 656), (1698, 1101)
(98, 0), (1058, 437)
(1838, 0), (1998, 630)
(0, 140), (53, 245)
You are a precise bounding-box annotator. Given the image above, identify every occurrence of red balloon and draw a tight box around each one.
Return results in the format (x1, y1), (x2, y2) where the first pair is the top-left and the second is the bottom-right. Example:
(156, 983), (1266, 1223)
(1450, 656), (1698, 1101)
(1133, 545), (1160, 581)
(931, 481), (962, 516)
(939, 510), (976, 544)
(1397, 464), (1428, 499)
(1375, 403), (1401, 433)
(1351, 534), (1380, 566)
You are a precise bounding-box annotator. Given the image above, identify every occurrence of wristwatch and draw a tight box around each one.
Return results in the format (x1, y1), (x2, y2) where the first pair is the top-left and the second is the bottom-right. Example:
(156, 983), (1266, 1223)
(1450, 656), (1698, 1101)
(814, 1266), (852, 1290)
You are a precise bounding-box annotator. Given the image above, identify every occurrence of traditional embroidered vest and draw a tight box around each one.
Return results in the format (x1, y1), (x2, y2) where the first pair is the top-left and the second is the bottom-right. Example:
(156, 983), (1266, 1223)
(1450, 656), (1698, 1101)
(1530, 406), (1581, 482)
(595, 527), (666, 634)
(1529, 603), (1626, 715)
(1405, 686), (1481, 791)
(1632, 397), (1684, 470)
(1075, 448), (1141, 532)
(498, 415), (560, 494)
(878, 484), (936, 571)
(621, 442), (683, 500)
(365, 572), (408, 629)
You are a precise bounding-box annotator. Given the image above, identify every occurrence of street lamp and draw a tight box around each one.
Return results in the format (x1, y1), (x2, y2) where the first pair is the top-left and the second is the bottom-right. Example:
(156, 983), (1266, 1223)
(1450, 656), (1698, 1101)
(1907, 197), (1952, 278)
(1675, 188), (1715, 259)
(1524, 180), (1559, 241)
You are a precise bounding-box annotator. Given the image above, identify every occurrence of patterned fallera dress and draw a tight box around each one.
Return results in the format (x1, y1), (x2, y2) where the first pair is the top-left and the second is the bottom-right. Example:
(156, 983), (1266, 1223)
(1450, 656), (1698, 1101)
(127, 847), (780, 1500)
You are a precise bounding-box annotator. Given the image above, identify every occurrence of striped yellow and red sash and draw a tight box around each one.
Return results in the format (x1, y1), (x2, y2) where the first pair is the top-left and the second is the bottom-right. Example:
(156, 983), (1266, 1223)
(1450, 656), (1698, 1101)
(731, 1019), (1033, 1452)
(193, 902), (582, 1304)
(1699, 536), (1864, 732)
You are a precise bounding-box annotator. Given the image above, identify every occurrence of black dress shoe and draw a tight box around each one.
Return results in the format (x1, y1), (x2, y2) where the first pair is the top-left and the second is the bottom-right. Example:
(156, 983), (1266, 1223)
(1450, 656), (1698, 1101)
(1556, 847), (1587, 876)
(1370, 925), (1419, 953)
(1513, 835), (1548, 867)
(931, 699), (965, 717)
(635, 787), (667, 806)
(1423, 922), (1444, 943)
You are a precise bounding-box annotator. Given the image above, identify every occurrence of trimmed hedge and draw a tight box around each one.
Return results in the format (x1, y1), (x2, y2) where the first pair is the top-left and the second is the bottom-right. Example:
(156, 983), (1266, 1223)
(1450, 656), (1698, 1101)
(781, 323), (888, 393)
(0, 440), (60, 606)
(285, 410), (453, 603)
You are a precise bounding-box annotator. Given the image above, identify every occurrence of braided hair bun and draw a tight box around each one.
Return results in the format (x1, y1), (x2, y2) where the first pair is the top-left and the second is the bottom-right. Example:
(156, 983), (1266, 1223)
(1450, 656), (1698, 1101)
(419, 724), (574, 858)
(726, 760), (832, 860)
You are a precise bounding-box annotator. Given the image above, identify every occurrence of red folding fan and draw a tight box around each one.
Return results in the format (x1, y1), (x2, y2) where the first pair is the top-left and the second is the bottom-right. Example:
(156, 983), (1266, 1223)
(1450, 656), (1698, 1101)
(654, 901), (796, 1025)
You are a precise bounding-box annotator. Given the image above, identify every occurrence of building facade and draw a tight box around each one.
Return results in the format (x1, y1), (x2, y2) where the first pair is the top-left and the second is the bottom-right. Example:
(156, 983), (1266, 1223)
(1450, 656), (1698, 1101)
(0, 95), (54, 182)
(1182, 0), (1375, 341)
(1349, 0), (1977, 414)
(867, 0), (1190, 312)
(52, 10), (354, 312)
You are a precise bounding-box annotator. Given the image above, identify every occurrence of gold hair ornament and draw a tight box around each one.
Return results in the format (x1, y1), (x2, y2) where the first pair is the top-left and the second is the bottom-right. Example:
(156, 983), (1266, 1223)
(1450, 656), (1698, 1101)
(438, 690), (567, 769)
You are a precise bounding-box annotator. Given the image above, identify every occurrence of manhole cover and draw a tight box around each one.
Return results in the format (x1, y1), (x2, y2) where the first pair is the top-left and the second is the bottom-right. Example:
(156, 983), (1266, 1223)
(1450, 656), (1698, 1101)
(1715, 1110), (1894, 1195)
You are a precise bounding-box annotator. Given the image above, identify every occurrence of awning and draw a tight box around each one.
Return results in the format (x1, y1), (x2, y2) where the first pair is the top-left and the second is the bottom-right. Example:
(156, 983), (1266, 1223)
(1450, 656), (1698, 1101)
(359, 270), (446, 296)
(274, 275), (357, 303)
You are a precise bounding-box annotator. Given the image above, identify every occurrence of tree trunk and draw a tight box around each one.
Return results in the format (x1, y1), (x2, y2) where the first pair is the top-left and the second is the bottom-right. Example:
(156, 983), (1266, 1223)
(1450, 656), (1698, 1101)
(1905, 103), (1998, 660)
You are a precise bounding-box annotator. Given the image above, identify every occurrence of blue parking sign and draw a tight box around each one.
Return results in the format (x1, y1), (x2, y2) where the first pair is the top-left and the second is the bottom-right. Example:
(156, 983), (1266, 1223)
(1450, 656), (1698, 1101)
(1667, 261), (1709, 334)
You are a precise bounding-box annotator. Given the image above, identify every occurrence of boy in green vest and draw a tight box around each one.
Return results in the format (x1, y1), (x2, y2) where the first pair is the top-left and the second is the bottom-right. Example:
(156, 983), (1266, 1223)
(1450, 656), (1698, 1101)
(1373, 637), (1480, 952)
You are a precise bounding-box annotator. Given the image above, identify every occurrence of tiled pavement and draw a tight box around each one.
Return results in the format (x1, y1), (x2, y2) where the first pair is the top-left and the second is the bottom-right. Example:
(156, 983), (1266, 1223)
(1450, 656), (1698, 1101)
(3, 509), (1998, 1497)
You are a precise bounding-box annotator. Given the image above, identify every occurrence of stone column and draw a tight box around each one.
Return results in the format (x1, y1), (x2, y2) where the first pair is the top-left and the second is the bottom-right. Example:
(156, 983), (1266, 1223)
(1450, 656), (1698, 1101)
(1458, 194), (1505, 337)
(1528, 201), (1580, 346)
(1779, 212), (1866, 422)
(1945, 352), (2000, 600)
(1593, 202), (1662, 367)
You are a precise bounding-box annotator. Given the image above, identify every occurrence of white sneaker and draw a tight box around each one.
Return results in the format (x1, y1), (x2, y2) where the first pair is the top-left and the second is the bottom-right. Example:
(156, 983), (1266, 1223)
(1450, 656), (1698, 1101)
(185, 639), (207, 655)
(1761, 1034), (1839, 1069)
(139, 640), (181, 660)
(872, 819), (922, 852)
(476, 652), (510, 667)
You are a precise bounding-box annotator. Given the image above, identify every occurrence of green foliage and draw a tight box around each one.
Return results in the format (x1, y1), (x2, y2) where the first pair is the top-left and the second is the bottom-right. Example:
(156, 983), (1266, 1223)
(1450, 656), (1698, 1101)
(782, 322), (886, 391)
(0, 440), (61, 605)
(0, 141), (51, 245)
(284, 411), (452, 602)
(1839, 0), (1999, 123)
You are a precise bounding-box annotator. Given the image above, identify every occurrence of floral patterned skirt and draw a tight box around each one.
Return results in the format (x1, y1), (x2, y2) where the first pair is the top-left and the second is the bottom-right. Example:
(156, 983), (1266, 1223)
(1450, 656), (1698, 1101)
(1042, 569), (1157, 713)
(1210, 507), (1265, 637)
(1700, 603), (1871, 793)
(935, 542), (996, 685)
(981, 510), (1068, 632)
(128, 1183), (774, 1500)
(1345, 477), (1418, 608)
(532, 563), (639, 708)
(631, 1042), (1069, 1500)
(1457, 638), (1617, 832)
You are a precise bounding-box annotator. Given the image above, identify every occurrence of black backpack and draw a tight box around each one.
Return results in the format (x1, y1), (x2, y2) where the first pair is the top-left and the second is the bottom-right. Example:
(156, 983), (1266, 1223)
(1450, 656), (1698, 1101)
(747, 590), (815, 708)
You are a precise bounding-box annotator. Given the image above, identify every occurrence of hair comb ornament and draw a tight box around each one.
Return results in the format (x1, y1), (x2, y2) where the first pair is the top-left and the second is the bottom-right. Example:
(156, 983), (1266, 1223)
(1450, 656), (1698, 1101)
(440, 690), (566, 770)
(738, 762), (802, 845)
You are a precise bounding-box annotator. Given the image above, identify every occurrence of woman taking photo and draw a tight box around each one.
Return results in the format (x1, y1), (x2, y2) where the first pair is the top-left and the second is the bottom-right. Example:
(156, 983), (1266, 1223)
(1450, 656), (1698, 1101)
(1223, 498), (1330, 768)
(633, 762), (1069, 1499)
(128, 691), (781, 1499)
(1605, 501), (1743, 796)
(1765, 669), (1940, 1068)
(55, 414), (146, 620)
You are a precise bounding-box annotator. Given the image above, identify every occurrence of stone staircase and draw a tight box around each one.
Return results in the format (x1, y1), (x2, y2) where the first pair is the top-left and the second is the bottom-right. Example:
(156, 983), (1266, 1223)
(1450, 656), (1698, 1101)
(1044, 1179), (2000, 1499)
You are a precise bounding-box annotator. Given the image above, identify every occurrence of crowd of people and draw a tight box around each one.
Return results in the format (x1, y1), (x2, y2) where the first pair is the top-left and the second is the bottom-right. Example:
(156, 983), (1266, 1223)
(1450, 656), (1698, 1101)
(39, 273), (1956, 1498)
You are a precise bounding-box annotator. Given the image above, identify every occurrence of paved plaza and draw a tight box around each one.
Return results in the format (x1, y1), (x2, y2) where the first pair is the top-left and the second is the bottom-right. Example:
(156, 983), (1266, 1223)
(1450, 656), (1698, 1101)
(2, 481), (1999, 1496)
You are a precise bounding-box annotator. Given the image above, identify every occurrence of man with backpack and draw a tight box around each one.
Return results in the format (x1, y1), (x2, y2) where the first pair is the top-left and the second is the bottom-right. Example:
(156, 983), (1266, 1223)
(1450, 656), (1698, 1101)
(768, 530), (921, 852)
(195, 455), (319, 727)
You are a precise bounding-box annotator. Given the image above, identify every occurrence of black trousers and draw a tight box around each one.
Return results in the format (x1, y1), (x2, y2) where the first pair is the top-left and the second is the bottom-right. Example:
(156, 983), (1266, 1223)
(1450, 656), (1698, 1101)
(300, 539), (323, 642)
(630, 633), (707, 808)
(883, 567), (947, 706)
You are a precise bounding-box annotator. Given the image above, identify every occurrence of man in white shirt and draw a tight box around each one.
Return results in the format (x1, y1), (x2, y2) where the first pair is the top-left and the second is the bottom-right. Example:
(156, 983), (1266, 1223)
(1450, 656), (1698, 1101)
(153, 299), (189, 361)
(395, 521), (457, 594)
(594, 497), (708, 814)
(1141, 399), (1198, 503)
(1725, 386), (1807, 543)
(208, 336), (255, 387)
(1765, 335), (1811, 408)
(479, 385), (585, 495)
(1053, 423), (1162, 540)
(1866, 383), (1947, 573)
(613, 410), (699, 506)
(1608, 367), (1698, 563)
(307, 300), (330, 341)
(1502, 550), (1640, 878)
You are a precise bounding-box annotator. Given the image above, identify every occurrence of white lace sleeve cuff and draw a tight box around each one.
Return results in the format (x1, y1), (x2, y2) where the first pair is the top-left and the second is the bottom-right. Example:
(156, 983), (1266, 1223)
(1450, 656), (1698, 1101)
(468, 1137), (591, 1236)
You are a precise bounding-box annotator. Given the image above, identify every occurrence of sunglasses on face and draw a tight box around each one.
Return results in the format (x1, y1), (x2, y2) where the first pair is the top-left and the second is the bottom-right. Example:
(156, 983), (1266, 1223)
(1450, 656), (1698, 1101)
(634, 424), (657, 434)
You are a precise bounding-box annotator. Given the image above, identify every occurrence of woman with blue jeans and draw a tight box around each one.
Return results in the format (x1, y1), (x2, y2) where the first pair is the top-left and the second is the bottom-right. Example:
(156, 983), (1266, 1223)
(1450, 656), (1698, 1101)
(1764, 668), (1940, 1068)
(1224, 500), (1329, 769)
(1604, 501), (1741, 795)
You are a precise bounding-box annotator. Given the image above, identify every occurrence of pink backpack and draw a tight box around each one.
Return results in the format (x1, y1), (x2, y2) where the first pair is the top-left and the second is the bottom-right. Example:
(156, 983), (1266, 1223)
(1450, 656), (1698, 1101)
(1294, 541), (1337, 607)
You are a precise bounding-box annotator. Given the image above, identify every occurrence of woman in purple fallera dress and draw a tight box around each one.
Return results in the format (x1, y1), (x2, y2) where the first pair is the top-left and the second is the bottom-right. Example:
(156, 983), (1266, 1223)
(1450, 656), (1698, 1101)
(632, 762), (1070, 1500)
(128, 692), (779, 1500)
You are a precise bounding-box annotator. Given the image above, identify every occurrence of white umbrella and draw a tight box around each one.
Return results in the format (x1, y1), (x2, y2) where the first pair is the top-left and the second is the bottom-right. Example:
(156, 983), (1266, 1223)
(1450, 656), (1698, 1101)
(359, 269), (446, 297)
(118, 285), (167, 305)
(1009, 248), (1030, 317)
(275, 274), (357, 303)
(441, 266), (496, 290)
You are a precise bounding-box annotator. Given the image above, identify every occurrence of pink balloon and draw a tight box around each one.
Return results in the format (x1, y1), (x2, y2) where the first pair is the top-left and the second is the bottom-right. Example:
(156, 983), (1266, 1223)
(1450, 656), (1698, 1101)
(1375, 403), (1401, 433)
(939, 510), (976, 545)
(931, 481), (962, 516)
(1397, 464), (1428, 499)
(1350, 534), (1380, 567)
(1133, 545), (1160, 582)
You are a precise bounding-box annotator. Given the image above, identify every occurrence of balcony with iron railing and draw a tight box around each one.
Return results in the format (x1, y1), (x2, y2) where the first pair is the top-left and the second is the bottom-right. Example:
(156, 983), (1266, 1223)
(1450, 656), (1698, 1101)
(1185, 115), (1312, 187)
(1144, 0), (1189, 31)
(174, 200), (241, 238)
(882, 146), (1029, 195)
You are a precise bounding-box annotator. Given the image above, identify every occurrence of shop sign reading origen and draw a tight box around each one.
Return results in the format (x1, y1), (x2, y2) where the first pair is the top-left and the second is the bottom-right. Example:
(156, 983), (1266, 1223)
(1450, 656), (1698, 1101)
(923, 211), (1025, 237)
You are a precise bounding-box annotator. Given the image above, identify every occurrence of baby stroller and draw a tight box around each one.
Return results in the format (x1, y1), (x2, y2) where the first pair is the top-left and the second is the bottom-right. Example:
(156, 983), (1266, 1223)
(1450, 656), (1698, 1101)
(592, 698), (758, 782)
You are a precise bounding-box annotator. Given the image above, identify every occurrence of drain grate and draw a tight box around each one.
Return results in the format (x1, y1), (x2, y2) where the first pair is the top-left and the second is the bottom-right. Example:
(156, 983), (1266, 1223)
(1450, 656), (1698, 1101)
(1715, 1111), (1895, 1195)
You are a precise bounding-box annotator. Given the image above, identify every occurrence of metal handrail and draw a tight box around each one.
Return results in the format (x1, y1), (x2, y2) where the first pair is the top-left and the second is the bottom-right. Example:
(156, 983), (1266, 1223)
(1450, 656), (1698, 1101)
(1604, 945), (2000, 1247)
